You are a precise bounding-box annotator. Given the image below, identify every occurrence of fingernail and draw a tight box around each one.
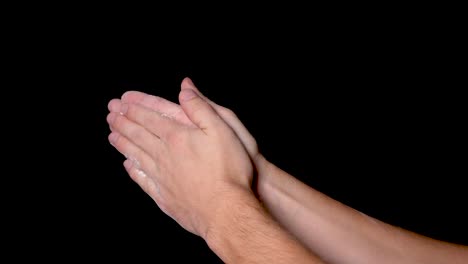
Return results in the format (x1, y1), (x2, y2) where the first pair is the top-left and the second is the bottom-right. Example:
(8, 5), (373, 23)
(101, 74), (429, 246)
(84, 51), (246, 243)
(136, 169), (147, 178)
(108, 132), (119, 144)
(179, 89), (197, 102)
(120, 103), (128, 115)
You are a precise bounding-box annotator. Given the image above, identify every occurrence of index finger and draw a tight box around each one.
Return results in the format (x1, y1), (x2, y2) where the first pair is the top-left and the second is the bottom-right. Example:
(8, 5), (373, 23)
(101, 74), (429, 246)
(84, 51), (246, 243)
(121, 91), (194, 127)
(121, 102), (184, 142)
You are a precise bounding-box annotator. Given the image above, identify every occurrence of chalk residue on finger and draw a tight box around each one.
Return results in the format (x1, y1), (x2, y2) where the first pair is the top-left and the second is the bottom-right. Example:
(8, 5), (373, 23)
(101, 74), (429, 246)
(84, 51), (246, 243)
(129, 156), (141, 169)
(136, 169), (148, 178)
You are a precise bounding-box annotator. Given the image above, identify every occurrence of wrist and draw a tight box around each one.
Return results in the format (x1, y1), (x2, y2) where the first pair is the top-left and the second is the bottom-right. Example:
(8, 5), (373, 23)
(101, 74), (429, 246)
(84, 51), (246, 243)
(204, 188), (262, 244)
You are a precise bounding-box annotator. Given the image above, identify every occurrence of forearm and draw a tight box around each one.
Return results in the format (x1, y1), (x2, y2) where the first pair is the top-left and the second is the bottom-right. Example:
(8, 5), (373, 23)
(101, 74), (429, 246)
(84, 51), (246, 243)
(255, 156), (468, 264)
(205, 189), (324, 264)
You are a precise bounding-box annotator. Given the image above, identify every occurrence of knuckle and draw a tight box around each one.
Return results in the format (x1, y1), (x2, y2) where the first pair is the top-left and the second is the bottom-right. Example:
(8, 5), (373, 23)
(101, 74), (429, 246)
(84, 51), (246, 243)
(112, 114), (125, 129)
(129, 104), (152, 127)
(125, 104), (137, 119)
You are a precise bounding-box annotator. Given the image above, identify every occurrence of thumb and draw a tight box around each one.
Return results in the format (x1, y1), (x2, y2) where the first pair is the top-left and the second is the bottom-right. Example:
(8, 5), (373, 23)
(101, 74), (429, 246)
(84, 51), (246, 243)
(181, 77), (199, 92)
(181, 77), (218, 106)
(179, 89), (223, 131)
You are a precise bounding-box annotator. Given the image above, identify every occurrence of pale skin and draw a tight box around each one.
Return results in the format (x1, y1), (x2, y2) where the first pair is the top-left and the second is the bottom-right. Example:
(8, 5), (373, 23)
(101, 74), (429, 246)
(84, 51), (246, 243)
(107, 83), (321, 263)
(107, 78), (468, 263)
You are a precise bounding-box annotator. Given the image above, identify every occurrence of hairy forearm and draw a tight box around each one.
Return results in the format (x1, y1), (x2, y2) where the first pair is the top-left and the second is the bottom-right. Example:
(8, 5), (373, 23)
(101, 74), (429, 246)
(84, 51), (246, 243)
(255, 156), (468, 264)
(205, 189), (324, 264)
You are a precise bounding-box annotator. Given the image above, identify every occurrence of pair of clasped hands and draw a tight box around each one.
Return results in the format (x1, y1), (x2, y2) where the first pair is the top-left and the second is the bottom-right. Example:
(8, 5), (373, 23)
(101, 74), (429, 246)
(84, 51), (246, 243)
(107, 78), (468, 264)
(107, 78), (260, 238)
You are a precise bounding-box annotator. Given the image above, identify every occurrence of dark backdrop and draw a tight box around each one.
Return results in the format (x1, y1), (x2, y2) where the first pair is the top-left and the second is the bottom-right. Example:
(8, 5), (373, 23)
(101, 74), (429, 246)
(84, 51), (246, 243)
(21, 23), (466, 262)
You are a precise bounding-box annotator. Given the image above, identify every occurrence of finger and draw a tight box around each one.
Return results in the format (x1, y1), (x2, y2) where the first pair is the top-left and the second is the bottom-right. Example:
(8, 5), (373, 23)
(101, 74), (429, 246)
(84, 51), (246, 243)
(120, 103), (183, 141)
(108, 99), (123, 132)
(108, 131), (157, 174)
(121, 91), (194, 127)
(178, 89), (225, 132)
(107, 112), (165, 160)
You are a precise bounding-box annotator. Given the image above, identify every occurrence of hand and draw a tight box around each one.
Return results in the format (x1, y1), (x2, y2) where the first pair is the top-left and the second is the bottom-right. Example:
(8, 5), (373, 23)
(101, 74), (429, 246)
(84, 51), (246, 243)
(107, 87), (254, 238)
(108, 78), (270, 191)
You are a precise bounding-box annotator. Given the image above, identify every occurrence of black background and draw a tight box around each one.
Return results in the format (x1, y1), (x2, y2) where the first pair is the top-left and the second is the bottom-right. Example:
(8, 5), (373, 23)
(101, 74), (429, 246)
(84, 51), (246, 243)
(15, 14), (466, 262)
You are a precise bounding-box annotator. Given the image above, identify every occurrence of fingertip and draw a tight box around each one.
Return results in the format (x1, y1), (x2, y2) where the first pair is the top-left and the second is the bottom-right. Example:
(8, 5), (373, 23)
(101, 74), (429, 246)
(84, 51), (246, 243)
(108, 99), (122, 112)
(106, 112), (118, 125)
(181, 77), (197, 91)
(108, 131), (120, 144)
